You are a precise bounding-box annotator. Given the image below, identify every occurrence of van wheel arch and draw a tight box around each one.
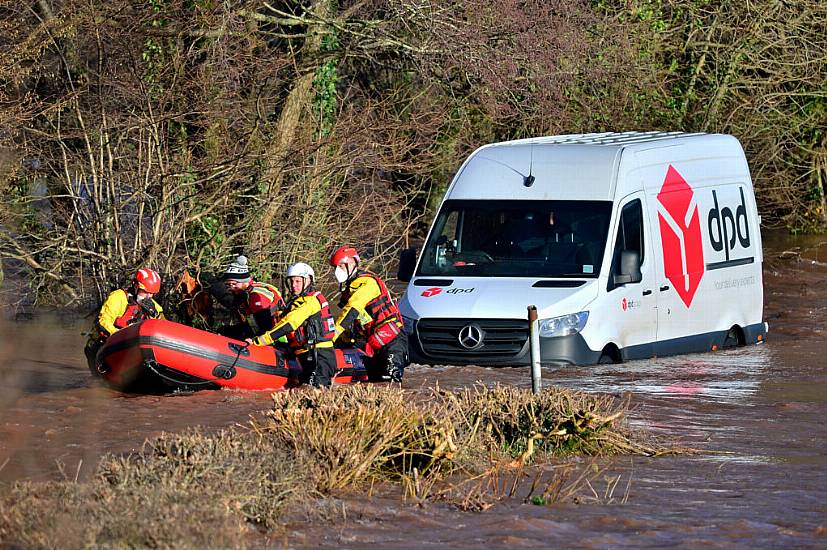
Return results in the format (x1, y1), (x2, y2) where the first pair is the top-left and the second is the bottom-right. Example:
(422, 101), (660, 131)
(597, 344), (622, 364)
(722, 325), (745, 349)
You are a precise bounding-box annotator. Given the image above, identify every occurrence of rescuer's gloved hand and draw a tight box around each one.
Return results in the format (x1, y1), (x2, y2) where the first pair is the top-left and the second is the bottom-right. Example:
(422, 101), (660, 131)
(140, 299), (158, 318)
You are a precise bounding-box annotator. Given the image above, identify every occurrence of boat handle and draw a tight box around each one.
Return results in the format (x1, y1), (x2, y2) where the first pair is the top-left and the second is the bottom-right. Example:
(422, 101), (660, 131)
(213, 364), (237, 380)
(228, 342), (251, 356)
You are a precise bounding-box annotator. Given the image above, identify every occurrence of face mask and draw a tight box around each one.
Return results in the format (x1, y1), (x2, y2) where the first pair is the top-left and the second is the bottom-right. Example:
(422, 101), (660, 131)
(334, 266), (349, 284)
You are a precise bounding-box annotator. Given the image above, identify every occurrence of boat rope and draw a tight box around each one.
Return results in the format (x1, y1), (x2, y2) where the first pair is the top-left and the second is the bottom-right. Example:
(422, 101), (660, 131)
(143, 359), (225, 387)
(144, 340), (251, 388)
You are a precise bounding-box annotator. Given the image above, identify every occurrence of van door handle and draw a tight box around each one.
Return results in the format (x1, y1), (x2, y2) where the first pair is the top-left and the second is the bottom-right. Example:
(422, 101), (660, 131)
(659, 285), (670, 292)
(642, 289), (652, 296)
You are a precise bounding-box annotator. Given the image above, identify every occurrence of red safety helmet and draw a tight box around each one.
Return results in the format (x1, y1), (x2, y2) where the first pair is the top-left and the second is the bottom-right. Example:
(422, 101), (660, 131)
(134, 268), (161, 294)
(329, 246), (360, 267)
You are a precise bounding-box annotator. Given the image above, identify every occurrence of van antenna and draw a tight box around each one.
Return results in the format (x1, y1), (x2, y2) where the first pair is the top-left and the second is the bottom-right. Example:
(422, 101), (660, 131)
(524, 143), (535, 187)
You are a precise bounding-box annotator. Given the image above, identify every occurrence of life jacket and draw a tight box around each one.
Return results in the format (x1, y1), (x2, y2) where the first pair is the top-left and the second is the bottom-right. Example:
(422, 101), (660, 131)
(344, 271), (403, 338)
(285, 291), (336, 354)
(97, 289), (158, 337)
(240, 281), (284, 332)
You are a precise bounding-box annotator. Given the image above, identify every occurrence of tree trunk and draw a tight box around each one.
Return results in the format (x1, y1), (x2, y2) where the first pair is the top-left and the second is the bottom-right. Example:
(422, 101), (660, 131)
(252, 71), (315, 253)
(252, 0), (336, 255)
(816, 145), (827, 228)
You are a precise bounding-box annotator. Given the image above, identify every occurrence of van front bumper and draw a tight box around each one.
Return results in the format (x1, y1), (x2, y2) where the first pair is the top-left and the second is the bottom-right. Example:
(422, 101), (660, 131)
(408, 326), (601, 367)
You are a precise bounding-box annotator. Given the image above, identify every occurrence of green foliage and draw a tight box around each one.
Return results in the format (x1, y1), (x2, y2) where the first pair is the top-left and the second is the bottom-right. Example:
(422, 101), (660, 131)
(632, 0), (669, 32)
(6, 178), (43, 236)
(312, 60), (339, 138)
(142, 0), (172, 95)
(310, 23), (341, 138)
(186, 212), (224, 269)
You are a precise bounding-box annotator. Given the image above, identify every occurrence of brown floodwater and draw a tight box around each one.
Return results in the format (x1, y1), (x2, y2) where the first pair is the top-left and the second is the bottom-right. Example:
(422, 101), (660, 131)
(1, 230), (826, 547)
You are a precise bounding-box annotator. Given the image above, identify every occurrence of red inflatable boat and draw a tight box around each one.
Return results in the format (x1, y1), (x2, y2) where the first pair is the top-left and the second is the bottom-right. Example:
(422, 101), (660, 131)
(95, 319), (368, 392)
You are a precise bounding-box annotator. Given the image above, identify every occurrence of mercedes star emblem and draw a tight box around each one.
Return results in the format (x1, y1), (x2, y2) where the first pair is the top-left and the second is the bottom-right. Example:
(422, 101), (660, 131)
(458, 324), (484, 350)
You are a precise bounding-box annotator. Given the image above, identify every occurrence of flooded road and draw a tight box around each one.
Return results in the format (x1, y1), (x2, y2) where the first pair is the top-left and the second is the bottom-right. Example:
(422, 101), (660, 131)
(1, 231), (826, 547)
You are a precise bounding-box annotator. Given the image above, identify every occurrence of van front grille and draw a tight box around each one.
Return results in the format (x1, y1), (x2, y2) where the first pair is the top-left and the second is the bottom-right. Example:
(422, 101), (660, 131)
(416, 318), (529, 359)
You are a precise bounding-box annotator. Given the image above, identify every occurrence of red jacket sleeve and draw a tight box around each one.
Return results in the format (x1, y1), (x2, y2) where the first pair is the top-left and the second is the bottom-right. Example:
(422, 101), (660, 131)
(247, 292), (273, 313)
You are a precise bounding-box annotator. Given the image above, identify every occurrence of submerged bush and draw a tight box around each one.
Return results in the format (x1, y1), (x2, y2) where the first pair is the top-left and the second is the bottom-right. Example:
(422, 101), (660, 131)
(445, 384), (656, 457)
(258, 384), (659, 489)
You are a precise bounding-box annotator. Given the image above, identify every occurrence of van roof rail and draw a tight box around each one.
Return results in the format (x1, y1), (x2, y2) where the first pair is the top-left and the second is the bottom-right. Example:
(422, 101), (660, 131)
(502, 131), (709, 147)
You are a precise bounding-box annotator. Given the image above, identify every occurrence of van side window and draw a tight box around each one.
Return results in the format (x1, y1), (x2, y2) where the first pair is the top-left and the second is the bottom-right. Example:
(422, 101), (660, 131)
(609, 199), (644, 289)
(431, 210), (459, 268)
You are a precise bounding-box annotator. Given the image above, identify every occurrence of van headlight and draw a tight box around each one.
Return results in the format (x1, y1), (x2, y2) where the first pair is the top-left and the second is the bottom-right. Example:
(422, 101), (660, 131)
(537, 311), (588, 338)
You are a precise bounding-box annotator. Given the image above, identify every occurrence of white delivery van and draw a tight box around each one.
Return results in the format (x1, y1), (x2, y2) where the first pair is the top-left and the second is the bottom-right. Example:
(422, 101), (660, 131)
(397, 131), (768, 366)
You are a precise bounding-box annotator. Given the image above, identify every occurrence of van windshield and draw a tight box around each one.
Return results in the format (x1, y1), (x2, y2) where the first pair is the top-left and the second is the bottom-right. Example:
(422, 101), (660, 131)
(417, 200), (613, 278)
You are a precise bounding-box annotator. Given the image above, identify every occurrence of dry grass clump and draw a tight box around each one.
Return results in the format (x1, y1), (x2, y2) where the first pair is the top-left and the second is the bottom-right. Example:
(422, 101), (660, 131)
(255, 385), (460, 491)
(254, 384), (660, 495)
(443, 384), (659, 459)
(1, 430), (301, 548)
(0, 384), (667, 548)
(98, 429), (300, 528)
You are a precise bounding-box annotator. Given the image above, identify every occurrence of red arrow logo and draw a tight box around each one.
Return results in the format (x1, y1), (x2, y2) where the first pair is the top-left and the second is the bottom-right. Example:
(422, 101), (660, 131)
(657, 165), (705, 307)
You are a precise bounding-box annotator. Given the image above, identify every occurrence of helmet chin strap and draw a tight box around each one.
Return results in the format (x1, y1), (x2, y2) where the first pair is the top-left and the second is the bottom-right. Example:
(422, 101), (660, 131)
(346, 262), (358, 281)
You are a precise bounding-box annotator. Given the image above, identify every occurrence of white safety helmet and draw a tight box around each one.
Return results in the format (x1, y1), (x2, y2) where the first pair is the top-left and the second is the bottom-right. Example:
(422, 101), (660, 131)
(285, 262), (315, 281)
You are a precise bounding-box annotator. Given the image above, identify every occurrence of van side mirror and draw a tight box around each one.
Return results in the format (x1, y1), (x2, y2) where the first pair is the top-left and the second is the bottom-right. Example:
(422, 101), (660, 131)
(612, 250), (642, 285)
(397, 247), (417, 282)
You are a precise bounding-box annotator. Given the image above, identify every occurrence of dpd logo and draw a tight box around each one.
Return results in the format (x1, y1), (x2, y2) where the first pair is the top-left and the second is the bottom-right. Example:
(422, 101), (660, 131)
(657, 165), (705, 308)
(421, 287), (475, 297)
(446, 287), (474, 294)
(708, 187), (750, 261)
